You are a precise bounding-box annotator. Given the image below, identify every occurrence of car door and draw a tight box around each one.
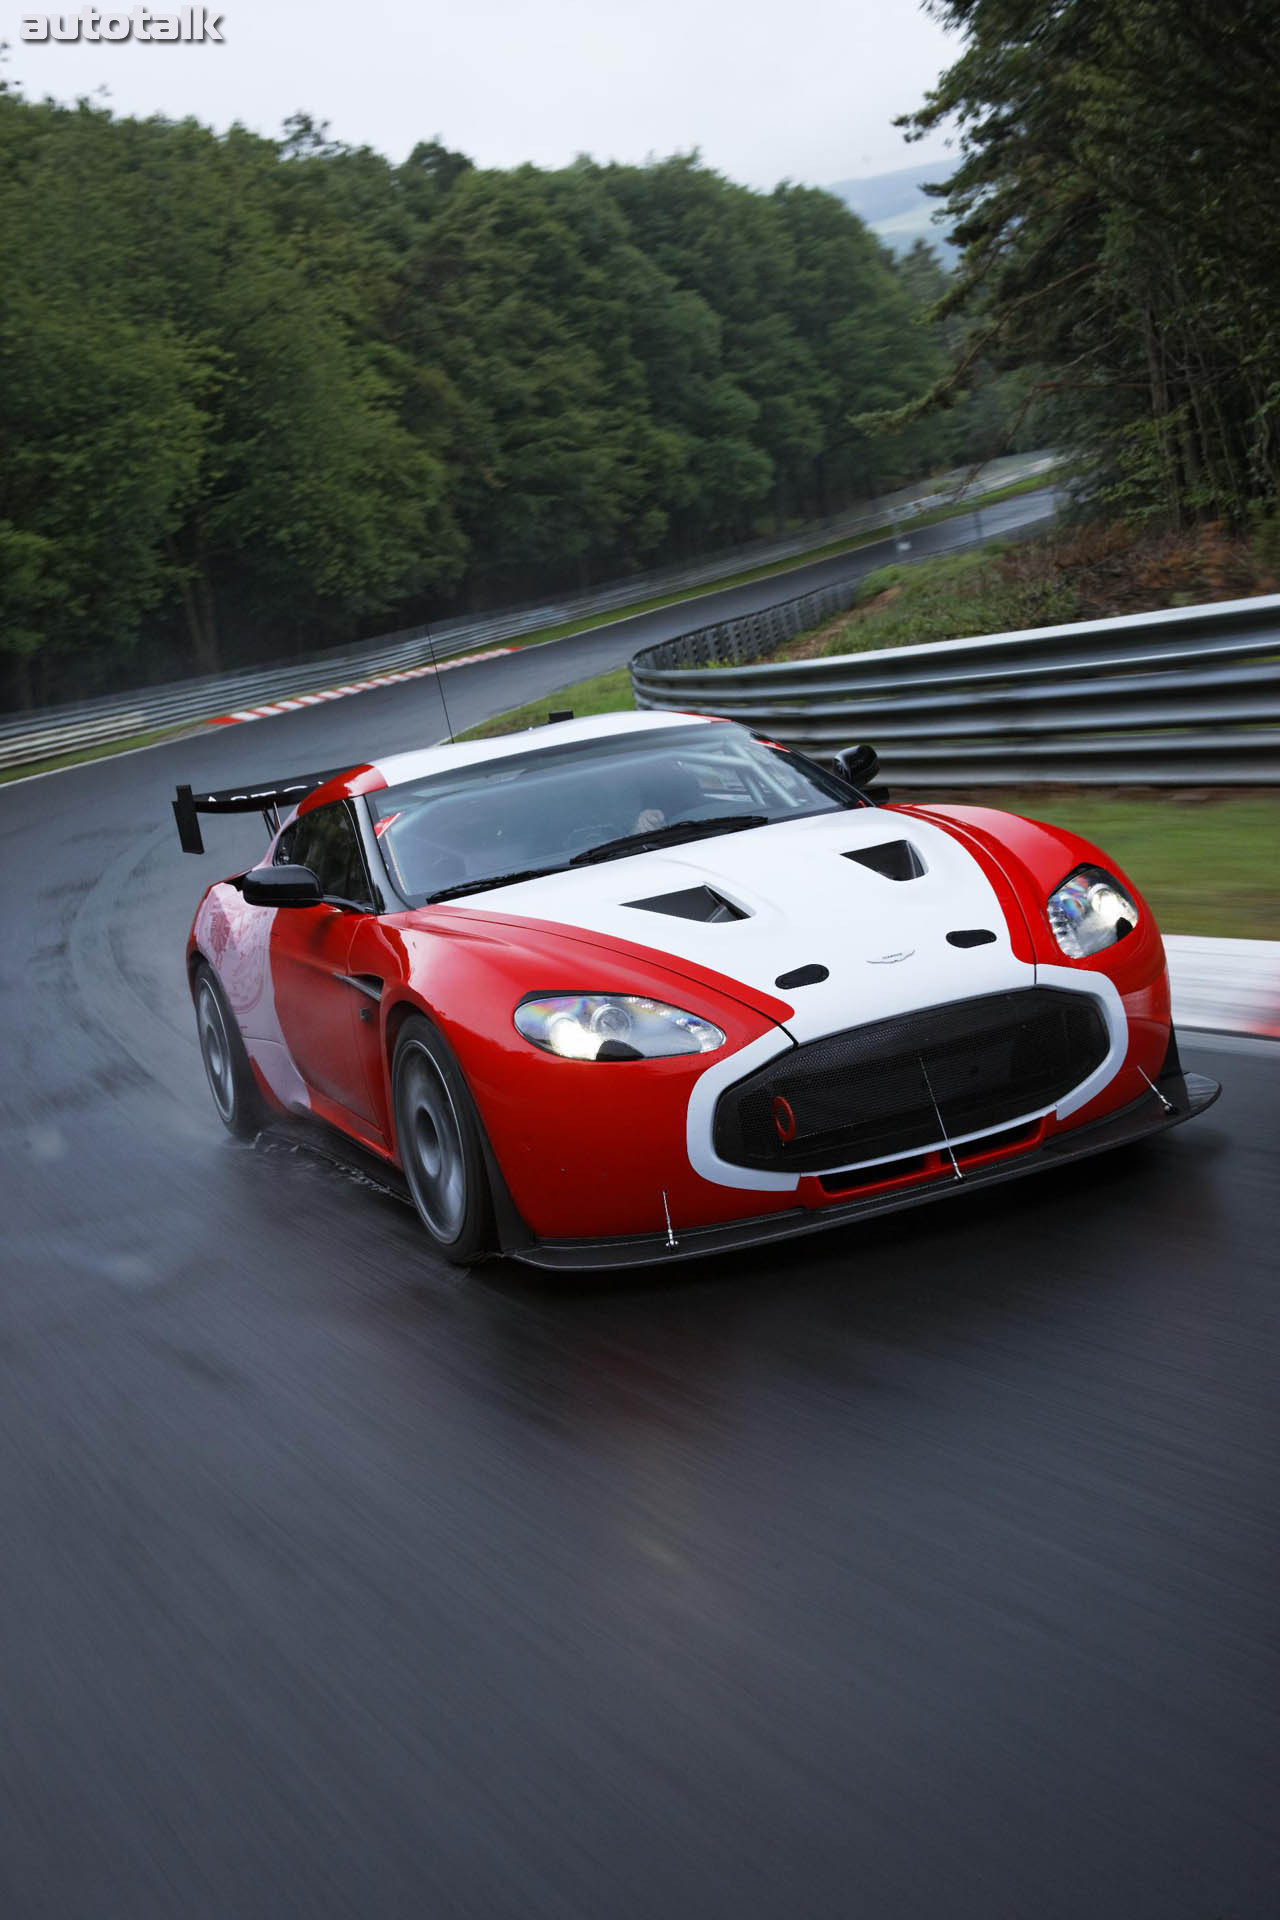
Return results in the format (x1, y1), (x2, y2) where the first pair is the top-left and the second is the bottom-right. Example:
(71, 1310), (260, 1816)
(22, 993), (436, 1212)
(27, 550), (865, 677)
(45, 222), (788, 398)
(269, 800), (383, 1129)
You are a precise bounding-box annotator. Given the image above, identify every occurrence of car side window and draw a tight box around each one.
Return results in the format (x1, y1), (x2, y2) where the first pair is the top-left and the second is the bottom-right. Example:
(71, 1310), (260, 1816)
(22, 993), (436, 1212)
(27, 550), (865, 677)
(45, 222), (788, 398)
(274, 802), (374, 909)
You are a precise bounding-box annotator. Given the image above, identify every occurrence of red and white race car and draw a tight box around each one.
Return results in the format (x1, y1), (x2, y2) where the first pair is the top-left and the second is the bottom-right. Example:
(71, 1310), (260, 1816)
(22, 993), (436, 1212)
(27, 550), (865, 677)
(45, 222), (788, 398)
(176, 712), (1219, 1269)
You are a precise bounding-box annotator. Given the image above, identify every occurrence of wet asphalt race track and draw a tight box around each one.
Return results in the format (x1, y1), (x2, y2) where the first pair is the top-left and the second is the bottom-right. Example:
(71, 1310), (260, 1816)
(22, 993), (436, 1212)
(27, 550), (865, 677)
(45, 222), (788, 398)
(2, 490), (1278, 1918)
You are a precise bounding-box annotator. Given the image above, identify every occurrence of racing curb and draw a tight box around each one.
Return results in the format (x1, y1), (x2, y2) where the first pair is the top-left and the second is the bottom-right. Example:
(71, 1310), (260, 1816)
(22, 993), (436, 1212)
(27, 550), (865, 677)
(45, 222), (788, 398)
(1165, 935), (1280, 1039)
(207, 647), (516, 724)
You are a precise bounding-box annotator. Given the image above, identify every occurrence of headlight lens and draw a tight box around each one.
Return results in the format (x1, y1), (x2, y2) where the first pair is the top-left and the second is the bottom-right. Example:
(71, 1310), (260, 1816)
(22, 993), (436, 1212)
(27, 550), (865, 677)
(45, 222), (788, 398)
(1047, 866), (1139, 958)
(514, 994), (725, 1061)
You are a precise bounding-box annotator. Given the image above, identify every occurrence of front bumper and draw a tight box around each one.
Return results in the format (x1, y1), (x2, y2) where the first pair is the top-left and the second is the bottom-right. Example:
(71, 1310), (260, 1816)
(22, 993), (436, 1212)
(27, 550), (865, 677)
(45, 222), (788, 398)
(511, 1068), (1221, 1272)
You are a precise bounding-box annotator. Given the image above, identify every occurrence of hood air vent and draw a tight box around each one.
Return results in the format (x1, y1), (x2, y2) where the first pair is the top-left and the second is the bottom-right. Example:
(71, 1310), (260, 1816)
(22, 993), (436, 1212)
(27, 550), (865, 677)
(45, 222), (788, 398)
(776, 963), (829, 990)
(843, 840), (925, 882)
(625, 885), (748, 923)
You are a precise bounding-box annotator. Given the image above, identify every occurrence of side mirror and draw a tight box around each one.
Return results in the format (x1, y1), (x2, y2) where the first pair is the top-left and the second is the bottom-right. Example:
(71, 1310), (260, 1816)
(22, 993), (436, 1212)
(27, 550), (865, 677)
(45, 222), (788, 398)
(832, 743), (880, 788)
(239, 864), (323, 907)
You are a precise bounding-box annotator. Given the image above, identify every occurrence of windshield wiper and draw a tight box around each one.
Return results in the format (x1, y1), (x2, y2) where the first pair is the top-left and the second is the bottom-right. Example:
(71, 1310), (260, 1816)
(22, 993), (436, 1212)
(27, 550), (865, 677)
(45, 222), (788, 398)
(569, 814), (770, 867)
(424, 814), (772, 897)
(425, 864), (568, 903)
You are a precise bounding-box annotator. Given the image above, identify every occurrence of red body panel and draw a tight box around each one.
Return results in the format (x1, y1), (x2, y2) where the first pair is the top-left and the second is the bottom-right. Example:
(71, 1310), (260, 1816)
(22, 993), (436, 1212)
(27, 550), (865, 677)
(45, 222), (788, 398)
(349, 908), (799, 1239)
(187, 797), (1177, 1252)
(898, 803), (1171, 1126)
(297, 764), (388, 811)
(270, 907), (382, 1129)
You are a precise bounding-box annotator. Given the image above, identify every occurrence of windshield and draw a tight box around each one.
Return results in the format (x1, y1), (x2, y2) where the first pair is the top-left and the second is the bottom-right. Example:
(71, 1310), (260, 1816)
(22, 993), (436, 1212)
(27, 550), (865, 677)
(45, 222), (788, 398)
(369, 724), (861, 904)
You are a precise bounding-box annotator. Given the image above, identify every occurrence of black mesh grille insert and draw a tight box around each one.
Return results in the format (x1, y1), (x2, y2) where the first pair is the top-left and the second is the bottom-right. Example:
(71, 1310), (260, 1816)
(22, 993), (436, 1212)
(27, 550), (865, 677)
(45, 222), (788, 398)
(713, 988), (1108, 1173)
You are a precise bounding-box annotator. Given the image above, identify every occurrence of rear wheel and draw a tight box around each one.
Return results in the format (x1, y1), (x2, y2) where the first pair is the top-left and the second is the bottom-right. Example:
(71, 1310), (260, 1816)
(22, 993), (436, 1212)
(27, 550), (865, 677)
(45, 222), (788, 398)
(194, 962), (265, 1138)
(392, 1016), (495, 1266)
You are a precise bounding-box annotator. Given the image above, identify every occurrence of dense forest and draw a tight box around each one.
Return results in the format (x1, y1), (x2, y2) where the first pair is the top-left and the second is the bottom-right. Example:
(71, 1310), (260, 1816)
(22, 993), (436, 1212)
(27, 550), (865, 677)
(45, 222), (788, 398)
(9, 0), (1270, 711)
(0, 91), (1008, 708)
(897, 0), (1280, 530)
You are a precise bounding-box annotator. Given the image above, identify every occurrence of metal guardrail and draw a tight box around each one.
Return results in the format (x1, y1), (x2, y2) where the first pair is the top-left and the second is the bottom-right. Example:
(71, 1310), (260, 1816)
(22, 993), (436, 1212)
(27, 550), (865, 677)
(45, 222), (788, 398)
(630, 591), (1280, 786)
(0, 456), (1057, 777)
(0, 614), (528, 776)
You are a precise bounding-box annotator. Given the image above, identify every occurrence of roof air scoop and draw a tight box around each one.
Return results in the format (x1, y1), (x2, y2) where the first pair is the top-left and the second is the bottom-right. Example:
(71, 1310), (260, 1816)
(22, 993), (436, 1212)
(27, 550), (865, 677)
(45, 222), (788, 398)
(843, 840), (926, 882)
(624, 885), (748, 923)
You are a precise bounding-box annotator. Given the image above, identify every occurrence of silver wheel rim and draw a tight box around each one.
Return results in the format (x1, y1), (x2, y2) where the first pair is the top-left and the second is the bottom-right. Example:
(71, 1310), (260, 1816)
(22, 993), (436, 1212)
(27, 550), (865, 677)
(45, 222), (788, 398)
(197, 980), (236, 1123)
(398, 1043), (468, 1242)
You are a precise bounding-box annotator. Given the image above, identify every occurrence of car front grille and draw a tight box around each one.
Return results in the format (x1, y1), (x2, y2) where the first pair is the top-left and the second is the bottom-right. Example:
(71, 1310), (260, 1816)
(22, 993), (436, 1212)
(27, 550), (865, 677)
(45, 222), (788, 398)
(712, 988), (1110, 1174)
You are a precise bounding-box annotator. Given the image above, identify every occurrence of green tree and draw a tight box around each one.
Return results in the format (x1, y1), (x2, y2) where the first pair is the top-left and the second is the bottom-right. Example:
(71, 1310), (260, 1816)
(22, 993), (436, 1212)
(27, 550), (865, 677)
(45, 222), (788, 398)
(0, 98), (208, 702)
(0, 91), (972, 706)
(899, 0), (1280, 522)
(0, 94), (461, 696)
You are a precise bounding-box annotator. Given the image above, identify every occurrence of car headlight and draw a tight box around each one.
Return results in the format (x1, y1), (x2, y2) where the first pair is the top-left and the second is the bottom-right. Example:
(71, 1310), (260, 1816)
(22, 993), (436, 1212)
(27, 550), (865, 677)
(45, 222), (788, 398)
(1047, 866), (1139, 958)
(514, 994), (725, 1061)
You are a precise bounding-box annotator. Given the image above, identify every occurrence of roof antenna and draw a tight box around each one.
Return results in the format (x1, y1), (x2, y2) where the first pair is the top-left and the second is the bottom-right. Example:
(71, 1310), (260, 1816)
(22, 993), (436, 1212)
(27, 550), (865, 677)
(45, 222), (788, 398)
(424, 621), (455, 744)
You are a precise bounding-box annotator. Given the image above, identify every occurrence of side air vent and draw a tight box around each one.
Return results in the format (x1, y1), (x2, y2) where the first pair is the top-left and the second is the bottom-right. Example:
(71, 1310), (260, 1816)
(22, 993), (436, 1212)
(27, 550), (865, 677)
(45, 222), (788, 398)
(624, 885), (748, 923)
(946, 928), (997, 948)
(843, 840), (926, 882)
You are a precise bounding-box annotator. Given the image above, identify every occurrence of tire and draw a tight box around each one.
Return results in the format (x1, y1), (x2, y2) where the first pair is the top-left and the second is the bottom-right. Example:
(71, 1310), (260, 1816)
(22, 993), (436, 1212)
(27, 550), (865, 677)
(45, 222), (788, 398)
(392, 1015), (495, 1266)
(193, 961), (266, 1138)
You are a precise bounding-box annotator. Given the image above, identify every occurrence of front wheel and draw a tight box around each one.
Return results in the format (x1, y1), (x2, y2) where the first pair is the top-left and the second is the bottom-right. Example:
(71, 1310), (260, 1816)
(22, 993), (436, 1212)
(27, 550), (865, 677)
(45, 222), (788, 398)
(392, 1016), (495, 1266)
(193, 962), (265, 1137)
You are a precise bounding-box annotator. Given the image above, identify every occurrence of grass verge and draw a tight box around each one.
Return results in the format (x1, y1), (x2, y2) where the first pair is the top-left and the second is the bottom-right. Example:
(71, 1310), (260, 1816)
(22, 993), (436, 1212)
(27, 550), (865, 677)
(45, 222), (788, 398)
(457, 668), (634, 741)
(786, 544), (1075, 658)
(929, 788), (1279, 941)
(775, 516), (1279, 663)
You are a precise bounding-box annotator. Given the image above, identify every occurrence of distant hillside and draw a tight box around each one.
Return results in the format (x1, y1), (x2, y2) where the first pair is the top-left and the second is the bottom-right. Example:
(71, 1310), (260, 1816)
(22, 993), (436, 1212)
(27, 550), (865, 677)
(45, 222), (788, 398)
(827, 160), (957, 262)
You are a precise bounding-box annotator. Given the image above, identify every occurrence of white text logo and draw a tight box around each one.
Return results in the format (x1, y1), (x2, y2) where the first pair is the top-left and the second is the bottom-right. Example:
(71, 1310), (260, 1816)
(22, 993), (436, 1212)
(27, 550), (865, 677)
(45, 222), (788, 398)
(21, 7), (224, 40)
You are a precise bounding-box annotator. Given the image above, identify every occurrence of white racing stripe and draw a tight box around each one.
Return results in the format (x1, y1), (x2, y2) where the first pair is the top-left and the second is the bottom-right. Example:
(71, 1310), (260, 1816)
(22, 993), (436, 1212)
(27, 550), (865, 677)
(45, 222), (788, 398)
(456, 804), (1138, 1189)
(686, 1031), (802, 1192)
(194, 889), (310, 1112)
(459, 807), (1037, 1041)
(1038, 964), (1128, 1119)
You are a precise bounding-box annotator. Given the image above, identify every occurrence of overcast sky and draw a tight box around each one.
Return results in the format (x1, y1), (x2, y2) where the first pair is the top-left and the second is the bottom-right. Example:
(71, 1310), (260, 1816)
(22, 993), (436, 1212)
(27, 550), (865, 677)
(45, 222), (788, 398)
(7, 0), (961, 189)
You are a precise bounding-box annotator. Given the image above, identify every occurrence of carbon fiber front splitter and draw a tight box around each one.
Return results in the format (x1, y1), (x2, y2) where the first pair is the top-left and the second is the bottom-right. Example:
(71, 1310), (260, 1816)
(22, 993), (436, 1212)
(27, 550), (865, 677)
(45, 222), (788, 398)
(512, 1070), (1222, 1273)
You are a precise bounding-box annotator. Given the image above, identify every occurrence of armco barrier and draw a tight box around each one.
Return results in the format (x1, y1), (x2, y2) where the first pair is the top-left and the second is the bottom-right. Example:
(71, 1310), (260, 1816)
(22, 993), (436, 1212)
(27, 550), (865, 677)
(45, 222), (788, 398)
(630, 590), (1280, 785)
(0, 617), (518, 777)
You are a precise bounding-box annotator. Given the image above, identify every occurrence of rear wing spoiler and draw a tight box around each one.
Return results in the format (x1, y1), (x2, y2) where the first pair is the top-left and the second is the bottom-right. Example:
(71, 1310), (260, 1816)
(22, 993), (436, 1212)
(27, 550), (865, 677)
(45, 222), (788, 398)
(172, 767), (354, 855)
